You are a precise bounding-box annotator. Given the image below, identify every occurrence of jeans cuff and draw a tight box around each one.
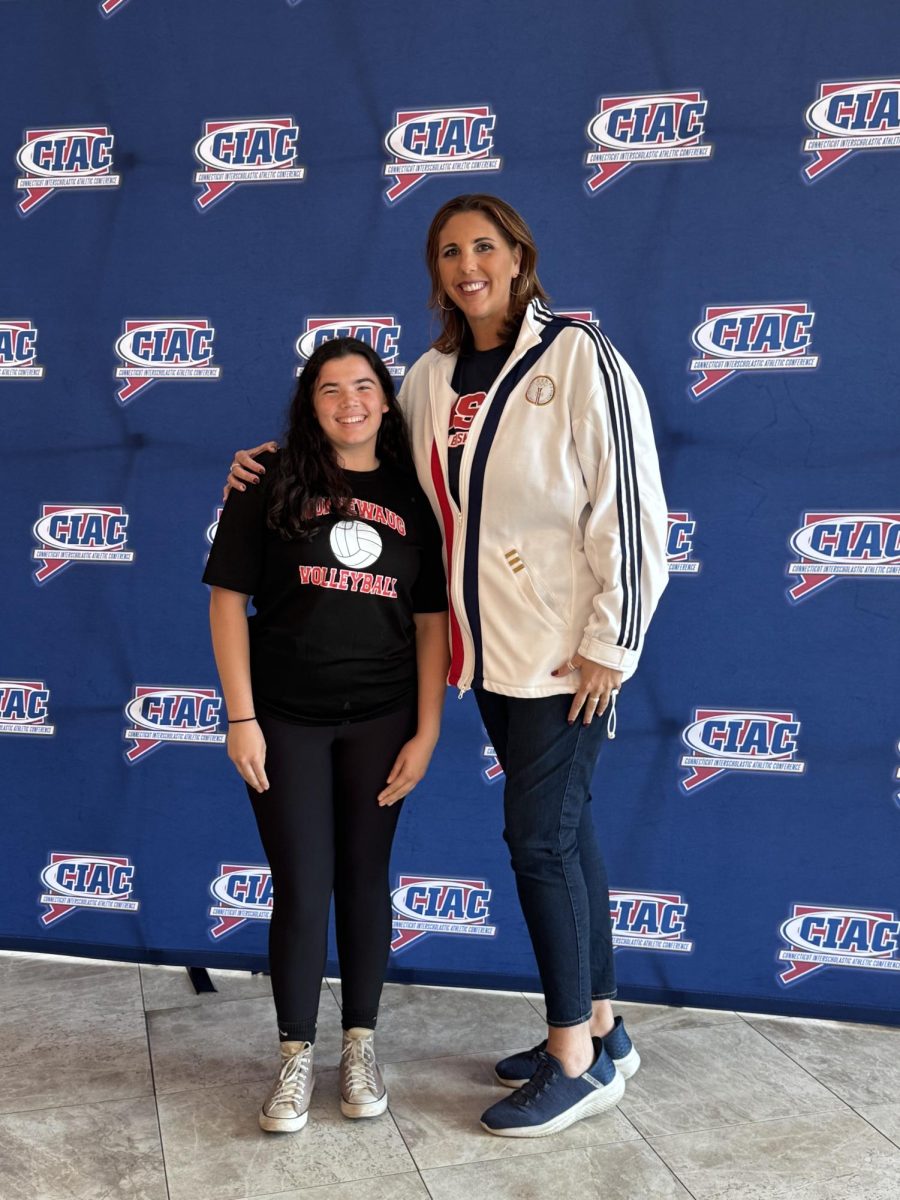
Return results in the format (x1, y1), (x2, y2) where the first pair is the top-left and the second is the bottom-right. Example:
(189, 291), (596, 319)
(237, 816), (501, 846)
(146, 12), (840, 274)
(591, 990), (617, 1001)
(546, 1010), (593, 1029)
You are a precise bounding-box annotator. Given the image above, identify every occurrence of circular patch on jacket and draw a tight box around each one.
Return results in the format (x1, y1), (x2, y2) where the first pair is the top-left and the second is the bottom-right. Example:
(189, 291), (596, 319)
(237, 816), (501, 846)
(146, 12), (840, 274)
(525, 375), (555, 406)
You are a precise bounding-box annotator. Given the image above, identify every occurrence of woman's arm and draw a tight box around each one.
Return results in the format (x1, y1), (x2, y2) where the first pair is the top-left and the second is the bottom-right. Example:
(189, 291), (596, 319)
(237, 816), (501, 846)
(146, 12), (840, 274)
(571, 335), (669, 678)
(377, 611), (450, 806)
(209, 586), (269, 793)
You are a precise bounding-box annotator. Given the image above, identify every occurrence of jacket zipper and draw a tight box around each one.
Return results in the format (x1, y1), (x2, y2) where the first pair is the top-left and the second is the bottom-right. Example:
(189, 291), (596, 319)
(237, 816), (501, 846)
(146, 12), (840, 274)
(450, 335), (537, 696)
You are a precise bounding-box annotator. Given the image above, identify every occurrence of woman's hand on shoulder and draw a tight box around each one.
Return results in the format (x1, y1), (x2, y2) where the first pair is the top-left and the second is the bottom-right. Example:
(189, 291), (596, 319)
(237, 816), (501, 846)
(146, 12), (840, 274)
(377, 732), (437, 807)
(226, 720), (269, 793)
(223, 441), (279, 501)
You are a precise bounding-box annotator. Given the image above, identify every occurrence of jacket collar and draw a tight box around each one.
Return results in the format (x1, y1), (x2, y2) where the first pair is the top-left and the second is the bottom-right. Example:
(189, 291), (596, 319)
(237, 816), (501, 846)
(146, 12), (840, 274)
(430, 298), (547, 384)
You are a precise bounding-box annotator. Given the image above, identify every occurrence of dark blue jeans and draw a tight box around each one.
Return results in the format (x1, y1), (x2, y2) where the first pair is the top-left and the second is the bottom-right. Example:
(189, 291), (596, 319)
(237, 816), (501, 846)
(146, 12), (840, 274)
(475, 690), (616, 1027)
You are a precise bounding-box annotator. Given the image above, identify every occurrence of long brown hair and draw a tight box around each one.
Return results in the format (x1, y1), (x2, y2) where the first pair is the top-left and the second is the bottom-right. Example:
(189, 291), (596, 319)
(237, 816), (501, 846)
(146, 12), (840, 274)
(425, 194), (550, 354)
(267, 337), (413, 540)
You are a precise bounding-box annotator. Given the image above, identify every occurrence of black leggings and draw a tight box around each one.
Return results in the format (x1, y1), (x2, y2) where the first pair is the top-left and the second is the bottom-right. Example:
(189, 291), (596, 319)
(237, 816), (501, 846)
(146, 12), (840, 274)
(250, 704), (417, 1044)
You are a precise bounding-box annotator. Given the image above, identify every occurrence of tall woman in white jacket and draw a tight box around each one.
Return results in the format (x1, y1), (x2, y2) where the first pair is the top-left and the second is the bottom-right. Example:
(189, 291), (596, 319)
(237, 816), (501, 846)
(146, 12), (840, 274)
(229, 194), (668, 1138)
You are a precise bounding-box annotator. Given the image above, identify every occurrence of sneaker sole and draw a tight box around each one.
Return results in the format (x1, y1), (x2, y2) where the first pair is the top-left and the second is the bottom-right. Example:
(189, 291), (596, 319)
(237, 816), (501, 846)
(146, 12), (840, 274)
(614, 1045), (640, 1080)
(340, 1093), (388, 1119)
(495, 1071), (529, 1089)
(481, 1071), (625, 1138)
(258, 1109), (309, 1133)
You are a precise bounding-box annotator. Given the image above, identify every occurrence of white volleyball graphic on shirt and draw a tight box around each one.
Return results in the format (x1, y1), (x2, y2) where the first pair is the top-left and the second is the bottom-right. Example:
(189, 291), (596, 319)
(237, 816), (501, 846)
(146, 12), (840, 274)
(329, 519), (383, 568)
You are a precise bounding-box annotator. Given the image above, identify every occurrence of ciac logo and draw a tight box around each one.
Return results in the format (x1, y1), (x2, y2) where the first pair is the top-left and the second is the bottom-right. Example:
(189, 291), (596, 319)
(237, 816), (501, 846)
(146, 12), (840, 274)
(124, 686), (225, 763)
(16, 126), (120, 216)
(610, 890), (693, 954)
(383, 105), (501, 203)
(689, 304), (818, 398)
(667, 512), (701, 574)
(680, 708), (806, 792)
(786, 512), (900, 603)
(585, 90), (712, 193)
(193, 117), (305, 210)
(296, 318), (406, 378)
(556, 309), (599, 325)
(206, 507), (223, 548)
(32, 505), (134, 585)
(0, 681), (54, 737)
(778, 904), (900, 985)
(209, 864), (272, 939)
(804, 79), (900, 181)
(0, 321), (44, 378)
(114, 319), (221, 405)
(482, 733), (504, 784)
(39, 853), (138, 926)
(391, 874), (496, 952)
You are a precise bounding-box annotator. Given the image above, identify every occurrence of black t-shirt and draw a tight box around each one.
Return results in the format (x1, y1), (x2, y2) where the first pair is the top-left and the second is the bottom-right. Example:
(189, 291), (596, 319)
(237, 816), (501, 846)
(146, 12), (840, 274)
(203, 452), (447, 725)
(447, 339), (513, 507)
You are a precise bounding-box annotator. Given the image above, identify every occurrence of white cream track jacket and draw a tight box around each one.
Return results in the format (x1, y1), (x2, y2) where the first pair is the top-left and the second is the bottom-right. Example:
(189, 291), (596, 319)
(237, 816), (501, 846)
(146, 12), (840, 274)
(399, 299), (669, 697)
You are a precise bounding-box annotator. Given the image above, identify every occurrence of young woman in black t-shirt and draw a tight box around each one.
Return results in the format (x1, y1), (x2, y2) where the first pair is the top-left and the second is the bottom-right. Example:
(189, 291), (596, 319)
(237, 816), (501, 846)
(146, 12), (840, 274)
(204, 337), (448, 1134)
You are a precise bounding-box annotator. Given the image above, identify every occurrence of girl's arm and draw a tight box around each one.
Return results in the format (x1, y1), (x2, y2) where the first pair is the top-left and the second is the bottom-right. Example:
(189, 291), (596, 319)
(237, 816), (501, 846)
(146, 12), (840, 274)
(209, 586), (269, 793)
(377, 610), (450, 807)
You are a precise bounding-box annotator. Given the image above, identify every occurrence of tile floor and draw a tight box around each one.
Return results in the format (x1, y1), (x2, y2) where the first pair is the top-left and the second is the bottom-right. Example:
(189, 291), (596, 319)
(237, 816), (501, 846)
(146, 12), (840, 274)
(2, 951), (899, 1199)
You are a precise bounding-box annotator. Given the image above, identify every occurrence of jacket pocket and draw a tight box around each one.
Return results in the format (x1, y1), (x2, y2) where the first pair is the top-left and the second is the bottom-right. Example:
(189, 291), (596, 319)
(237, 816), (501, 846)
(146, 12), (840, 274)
(503, 548), (569, 631)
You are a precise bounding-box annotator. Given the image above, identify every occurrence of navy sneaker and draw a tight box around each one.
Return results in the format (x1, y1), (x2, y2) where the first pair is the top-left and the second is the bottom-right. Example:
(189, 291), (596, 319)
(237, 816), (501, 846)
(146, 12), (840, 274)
(493, 1039), (548, 1088)
(481, 1039), (624, 1137)
(602, 1015), (640, 1079)
(494, 1016), (640, 1088)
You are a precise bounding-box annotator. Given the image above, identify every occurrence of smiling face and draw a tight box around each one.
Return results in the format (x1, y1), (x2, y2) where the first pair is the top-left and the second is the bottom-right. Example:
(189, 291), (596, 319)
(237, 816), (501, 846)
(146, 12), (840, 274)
(436, 210), (522, 349)
(312, 353), (389, 470)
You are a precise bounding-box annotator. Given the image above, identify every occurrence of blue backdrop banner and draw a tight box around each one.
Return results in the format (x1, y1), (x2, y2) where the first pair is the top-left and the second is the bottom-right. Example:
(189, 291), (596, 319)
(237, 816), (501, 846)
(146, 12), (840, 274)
(3, 0), (899, 1026)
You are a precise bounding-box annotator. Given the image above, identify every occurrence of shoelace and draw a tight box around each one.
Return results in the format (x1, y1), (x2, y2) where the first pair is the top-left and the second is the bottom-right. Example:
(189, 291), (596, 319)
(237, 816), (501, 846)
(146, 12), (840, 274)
(510, 1054), (557, 1107)
(270, 1048), (311, 1107)
(341, 1036), (378, 1096)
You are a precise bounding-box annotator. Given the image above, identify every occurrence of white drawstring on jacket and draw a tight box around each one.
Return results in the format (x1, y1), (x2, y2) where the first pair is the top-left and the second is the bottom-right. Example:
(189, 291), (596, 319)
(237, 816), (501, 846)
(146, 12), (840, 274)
(607, 688), (619, 740)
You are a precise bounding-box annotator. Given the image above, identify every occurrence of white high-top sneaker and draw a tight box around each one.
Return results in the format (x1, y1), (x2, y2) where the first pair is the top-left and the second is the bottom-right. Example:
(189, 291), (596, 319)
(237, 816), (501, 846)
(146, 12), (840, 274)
(339, 1027), (387, 1118)
(259, 1041), (315, 1132)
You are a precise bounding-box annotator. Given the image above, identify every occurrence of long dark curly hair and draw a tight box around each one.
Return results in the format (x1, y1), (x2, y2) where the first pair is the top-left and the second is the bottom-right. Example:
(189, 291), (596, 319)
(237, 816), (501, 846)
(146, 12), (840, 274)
(267, 336), (413, 540)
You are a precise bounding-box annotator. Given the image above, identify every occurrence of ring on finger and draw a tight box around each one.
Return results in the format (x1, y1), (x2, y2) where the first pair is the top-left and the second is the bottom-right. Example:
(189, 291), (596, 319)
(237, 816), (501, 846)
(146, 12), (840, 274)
(566, 659), (577, 671)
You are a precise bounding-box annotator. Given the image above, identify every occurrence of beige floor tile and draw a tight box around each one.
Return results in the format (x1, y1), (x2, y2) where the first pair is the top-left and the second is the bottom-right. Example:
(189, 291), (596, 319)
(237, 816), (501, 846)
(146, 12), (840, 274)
(744, 1014), (900, 1107)
(331, 981), (545, 1064)
(140, 964), (273, 1011)
(158, 1069), (413, 1200)
(384, 1050), (638, 1170)
(0, 1095), (167, 1200)
(234, 1174), (429, 1200)
(0, 953), (141, 1002)
(618, 1021), (845, 1138)
(650, 1108), (900, 1199)
(148, 985), (344, 1095)
(0, 958), (151, 1114)
(421, 1140), (690, 1200)
(855, 1102), (900, 1147)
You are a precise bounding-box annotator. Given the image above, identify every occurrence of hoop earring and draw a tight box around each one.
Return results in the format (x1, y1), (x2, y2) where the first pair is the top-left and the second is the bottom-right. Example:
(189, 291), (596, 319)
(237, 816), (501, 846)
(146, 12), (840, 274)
(437, 294), (456, 312)
(510, 275), (530, 298)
